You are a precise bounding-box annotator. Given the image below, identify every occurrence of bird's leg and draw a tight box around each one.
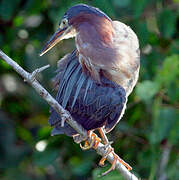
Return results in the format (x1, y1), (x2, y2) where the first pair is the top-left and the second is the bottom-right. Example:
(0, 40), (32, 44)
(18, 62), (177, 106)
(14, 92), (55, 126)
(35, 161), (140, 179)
(101, 150), (118, 176)
(98, 127), (113, 147)
(98, 127), (113, 167)
(100, 147), (132, 177)
(98, 127), (132, 176)
(80, 131), (101, 150)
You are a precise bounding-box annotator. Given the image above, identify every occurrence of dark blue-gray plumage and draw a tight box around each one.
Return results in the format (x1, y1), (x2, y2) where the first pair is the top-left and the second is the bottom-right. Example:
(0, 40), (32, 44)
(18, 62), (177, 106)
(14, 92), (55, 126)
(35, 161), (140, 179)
(49, 50), (126, 136)
(40, 4), (139, 172)
(63, 4), (112, 22)
(40, 3), (140, 137)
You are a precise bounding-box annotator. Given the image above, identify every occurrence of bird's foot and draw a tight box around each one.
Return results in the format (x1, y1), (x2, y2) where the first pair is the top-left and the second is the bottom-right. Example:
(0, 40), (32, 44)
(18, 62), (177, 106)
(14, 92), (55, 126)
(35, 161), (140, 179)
(80, 131), (101, 150)
(73, 134), (86, 144)
(99, 147), (132, 176)
(103, 141), (113, 150)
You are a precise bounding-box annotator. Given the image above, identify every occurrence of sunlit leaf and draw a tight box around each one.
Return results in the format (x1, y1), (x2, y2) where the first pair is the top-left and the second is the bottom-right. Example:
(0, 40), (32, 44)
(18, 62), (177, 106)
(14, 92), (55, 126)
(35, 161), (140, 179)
(136, 80), (159, 101)
(156, 54), (179, 102)
(13, 16), (25, 27)
(16, 126), (33, 144)
(37, 126), (52, 139)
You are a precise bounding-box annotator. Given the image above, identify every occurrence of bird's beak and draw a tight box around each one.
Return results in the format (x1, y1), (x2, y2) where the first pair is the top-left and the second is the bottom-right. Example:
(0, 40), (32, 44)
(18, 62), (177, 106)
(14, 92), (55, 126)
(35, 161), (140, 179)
(39, 25), (76, 56)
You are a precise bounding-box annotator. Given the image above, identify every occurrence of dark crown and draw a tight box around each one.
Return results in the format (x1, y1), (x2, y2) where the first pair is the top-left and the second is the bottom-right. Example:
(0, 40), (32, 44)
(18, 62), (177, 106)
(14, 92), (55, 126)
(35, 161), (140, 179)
(63, 4), (111, 21)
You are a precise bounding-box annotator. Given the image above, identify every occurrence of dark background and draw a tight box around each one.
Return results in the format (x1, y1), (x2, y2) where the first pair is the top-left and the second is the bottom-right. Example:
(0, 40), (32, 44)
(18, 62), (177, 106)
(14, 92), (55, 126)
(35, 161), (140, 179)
(0, 0), (178, 179)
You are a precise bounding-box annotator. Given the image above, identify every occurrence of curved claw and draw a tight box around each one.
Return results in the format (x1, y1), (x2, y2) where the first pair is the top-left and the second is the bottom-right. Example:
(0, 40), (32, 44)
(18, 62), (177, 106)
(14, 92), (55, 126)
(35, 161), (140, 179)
(99, 147), (132, 176)
(101, 152), (118, 176)
(80, 140), (91, 150)
(118, 155), (132, 171)
(99, 147), (113, 166)
(80, 132), (101, 150)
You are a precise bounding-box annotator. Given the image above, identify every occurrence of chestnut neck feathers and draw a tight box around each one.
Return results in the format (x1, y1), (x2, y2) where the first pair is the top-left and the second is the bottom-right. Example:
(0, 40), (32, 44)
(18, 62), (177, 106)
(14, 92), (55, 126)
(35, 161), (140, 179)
(71, 14), (115, 81)
(71, 12), (140, 96)
(71, 13), (114, 45)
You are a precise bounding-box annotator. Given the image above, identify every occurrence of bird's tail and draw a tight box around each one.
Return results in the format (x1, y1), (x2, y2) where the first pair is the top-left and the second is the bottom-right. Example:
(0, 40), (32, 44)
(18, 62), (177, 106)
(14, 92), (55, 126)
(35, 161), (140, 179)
(48, 50), (93, 136)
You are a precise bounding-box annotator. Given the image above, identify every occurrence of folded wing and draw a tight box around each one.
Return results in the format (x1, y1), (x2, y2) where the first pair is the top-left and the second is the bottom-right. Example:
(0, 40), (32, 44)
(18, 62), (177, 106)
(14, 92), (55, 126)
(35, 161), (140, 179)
(49, 50), (127, 136)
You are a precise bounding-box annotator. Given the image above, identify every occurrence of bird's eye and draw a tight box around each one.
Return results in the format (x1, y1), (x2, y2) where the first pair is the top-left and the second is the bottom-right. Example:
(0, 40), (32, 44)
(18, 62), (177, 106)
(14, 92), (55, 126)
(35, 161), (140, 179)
(60, 18), (68, 28)
(63, 19), (67, 25)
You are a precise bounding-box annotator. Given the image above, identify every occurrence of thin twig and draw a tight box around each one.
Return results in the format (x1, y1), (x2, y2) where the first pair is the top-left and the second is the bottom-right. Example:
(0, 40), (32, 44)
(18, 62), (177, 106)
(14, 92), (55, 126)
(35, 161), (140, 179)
(30, 64), (50, 81)
(0, 50), (139, 180)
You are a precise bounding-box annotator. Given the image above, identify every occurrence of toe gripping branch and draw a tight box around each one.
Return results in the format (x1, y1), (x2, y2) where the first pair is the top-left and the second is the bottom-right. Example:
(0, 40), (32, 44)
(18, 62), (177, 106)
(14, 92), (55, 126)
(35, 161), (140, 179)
(80, 131), (132, 176)
(99, 147), (132, 176)
(80, 131), (101, 150)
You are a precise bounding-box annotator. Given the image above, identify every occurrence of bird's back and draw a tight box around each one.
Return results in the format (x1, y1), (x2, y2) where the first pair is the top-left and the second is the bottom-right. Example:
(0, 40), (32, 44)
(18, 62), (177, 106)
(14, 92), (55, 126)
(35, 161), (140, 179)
(49, 50), (127, 136)
(102, 21), (140, 96)
(75, 20), (140, 97)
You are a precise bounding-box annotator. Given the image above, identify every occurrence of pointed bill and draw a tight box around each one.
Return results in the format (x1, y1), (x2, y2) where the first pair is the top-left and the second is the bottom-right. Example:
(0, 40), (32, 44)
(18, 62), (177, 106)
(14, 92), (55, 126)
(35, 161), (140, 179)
(39, 25), (76, 56)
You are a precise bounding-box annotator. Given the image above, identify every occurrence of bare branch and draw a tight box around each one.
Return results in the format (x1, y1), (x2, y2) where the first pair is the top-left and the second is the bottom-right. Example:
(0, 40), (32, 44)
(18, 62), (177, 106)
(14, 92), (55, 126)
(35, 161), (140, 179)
(30, 64), (50, 81)
(0, 50), (139, 180)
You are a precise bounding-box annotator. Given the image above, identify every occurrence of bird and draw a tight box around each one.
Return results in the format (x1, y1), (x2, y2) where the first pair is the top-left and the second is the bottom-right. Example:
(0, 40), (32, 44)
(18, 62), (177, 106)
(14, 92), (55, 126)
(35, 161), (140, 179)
(40, 4), (140, 175)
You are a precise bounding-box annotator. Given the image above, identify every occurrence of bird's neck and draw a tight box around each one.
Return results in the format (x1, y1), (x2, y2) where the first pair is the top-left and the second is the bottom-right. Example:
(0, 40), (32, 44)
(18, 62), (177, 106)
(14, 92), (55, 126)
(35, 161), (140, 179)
(75, 15), (114, 46)
(75, 18), (116, 83)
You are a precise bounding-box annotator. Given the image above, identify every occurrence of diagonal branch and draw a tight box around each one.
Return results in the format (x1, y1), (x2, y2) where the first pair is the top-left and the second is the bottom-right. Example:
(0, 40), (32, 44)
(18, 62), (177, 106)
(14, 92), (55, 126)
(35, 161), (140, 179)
(0, 50), (138, 180)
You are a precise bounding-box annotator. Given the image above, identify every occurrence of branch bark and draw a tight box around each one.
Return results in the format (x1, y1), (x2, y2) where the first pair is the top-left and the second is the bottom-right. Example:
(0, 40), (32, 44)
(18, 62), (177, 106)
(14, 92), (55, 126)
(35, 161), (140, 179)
(0, 50), (138, 180)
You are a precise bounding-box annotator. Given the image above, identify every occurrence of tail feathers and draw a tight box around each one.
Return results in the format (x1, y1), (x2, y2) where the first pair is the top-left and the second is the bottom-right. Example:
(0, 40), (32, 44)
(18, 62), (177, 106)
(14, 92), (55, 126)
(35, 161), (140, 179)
(49, 49), (92, 128)
(62, 65), (81, 108)
(49, 49), (127, 136)
(51, 124), (77, 136)
(56, 50), (89, 109)
(71, 72), (87, 108)
(56, 58), (77, 103)
(83, 78), (93, 103)
(49, 108), (77, 136)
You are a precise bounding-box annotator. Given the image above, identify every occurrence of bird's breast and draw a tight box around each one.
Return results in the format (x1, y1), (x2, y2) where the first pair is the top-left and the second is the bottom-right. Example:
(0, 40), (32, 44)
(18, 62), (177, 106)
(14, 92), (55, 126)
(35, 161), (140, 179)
(75, 21), (140, 96)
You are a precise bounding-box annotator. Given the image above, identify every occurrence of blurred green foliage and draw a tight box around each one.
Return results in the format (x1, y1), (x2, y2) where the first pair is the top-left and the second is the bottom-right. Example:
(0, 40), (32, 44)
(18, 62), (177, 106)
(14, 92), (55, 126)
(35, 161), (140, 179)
(0, 0), (178, 179)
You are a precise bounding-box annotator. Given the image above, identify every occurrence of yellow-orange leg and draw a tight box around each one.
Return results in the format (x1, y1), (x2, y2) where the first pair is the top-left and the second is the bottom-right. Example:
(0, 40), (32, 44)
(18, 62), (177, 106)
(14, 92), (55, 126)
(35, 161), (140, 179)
(98, 127), (109, 144)
(99, 147), (113, 166)
(98, 127), (112, 166)
(80, 131), (101, 150)
(101, 151), (118, 176)
(99, 147), (132, 176)
(98, 128), (132, 176)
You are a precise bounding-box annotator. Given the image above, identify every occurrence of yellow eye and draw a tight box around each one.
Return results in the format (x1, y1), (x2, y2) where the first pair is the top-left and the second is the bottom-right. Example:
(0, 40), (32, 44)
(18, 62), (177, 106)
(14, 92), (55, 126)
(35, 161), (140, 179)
(60, 18), (68, 28)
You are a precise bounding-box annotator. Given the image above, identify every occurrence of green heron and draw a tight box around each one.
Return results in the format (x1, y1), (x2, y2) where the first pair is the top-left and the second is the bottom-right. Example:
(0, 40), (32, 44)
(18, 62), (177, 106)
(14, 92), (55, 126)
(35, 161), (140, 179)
(40, 4), (140, 174)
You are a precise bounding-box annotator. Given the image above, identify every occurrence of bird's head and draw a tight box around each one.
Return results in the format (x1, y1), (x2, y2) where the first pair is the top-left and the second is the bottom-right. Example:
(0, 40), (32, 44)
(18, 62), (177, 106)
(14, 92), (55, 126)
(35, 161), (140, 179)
(40, 4), (112, 56)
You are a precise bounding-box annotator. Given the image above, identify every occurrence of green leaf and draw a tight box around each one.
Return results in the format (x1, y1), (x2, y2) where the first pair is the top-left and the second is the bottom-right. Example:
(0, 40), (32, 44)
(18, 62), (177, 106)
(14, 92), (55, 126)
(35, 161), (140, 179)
(136, 80), (160, 101)
(168, 111), (179, 145)
(113, 0), (131, 8)
(37, 126), (52, 139)
(69, 156), (92, 176)
(92, 0), (115, 17)
(150, 106), (179, 144)
(156, 54), (179, 102)
(24, 0), (48, 15)
(156, 54), (179, 86)
(0, 0), (21, 21)
(135, 22), (149, 47)
(33, 149), (59, 167)
(131, 0), (148, 18)
(16, 126), (33, 144)
(92, 166), (124, 180)
(157, 9), (177, 38)
(13, 16), (24, 27)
